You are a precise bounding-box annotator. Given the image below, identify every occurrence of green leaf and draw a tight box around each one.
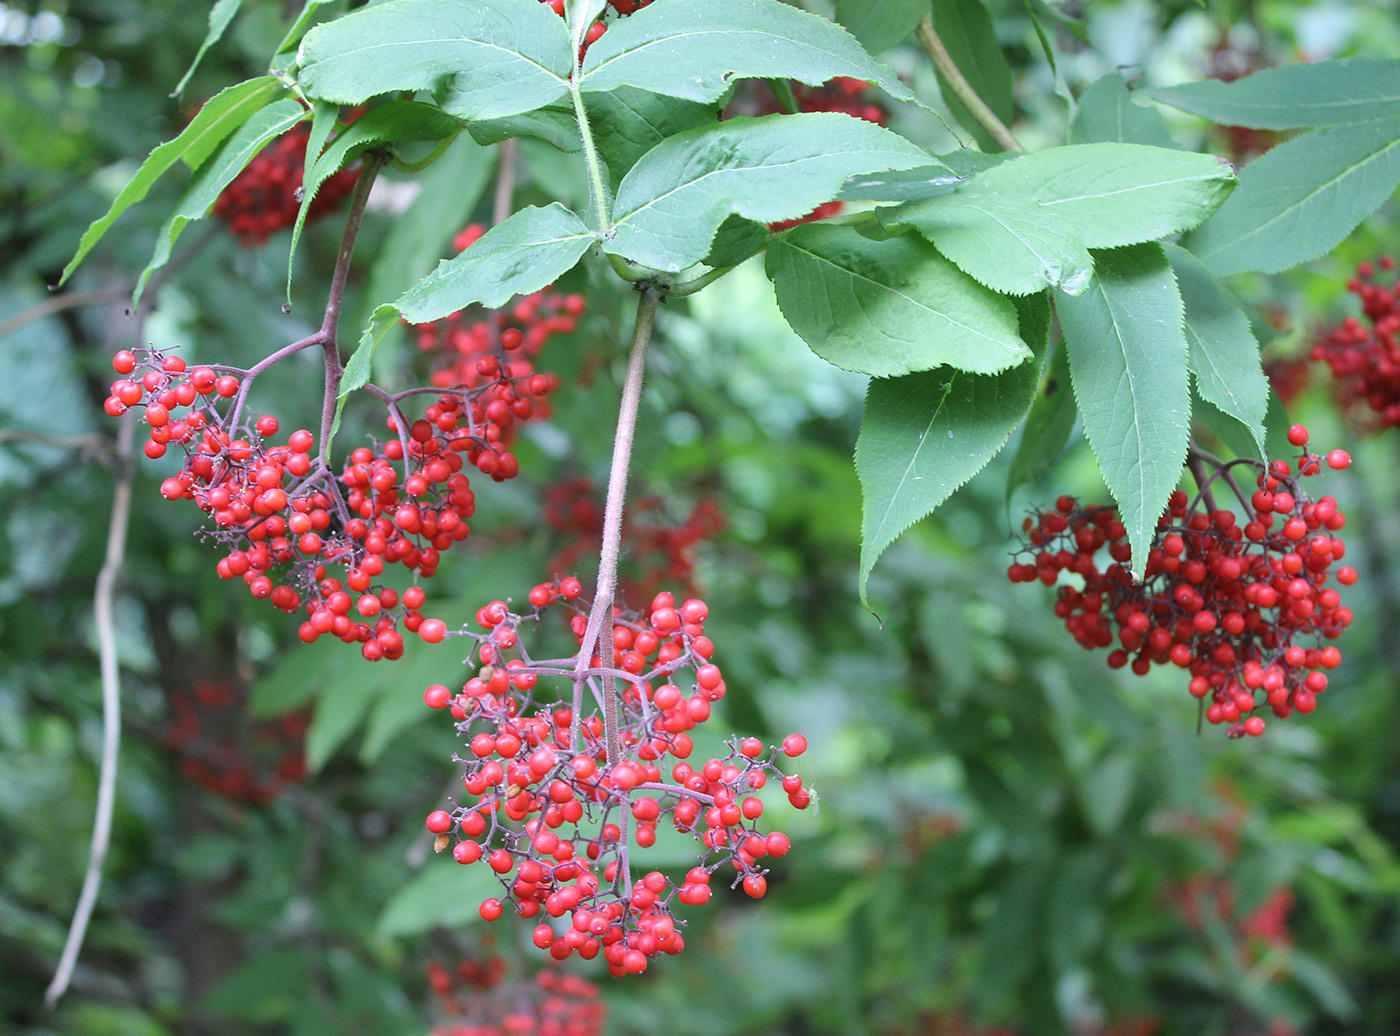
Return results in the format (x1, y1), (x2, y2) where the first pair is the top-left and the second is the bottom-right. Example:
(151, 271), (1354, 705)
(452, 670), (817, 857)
(1006, 312), (1075, 502)
(60, 76), (280, 285)
(284, 99), (347, 299)
(135, 99), (309, 306)
(588, 86), (719, 188)
(967, 142), (1236, 249)
(881, 188), (1095, 296)
(704, 215), (769, 269)
(397, 203), (596, 321)
(1192, 392), (1262, 463)
(930, 0), (1015, 152)
(1044, 849), (1109, 970)
(305, 673), (379, 772)
(376, 862), (502, 940)
(1069, 72), (1177, 148)
(289, 101), (465, 298)
(249, 638), (354, 717)
(360, 651), (463, 762)
(467, 102), (581, 151)
(173, 0), (244, 98)
(276, 0), (341, 55)
(354, 134), (496, 340)
(608, 113), (928, 272)
(330, 303), (400, 451)
(936, 149), (1013, 177)
(1147, 58), (1400, 130)
(579, 0), (917, 108)
(1057, 243), (1189, 578)
(856, 294), (1045, 605)
(837, 164), (962, 203)
(766, 222), (1029, 376)
(1164, 243), (1266, 453)
(296, 0), (572, 121)
(1185, 117), (1400, 276)
(833, 0), (927, 53)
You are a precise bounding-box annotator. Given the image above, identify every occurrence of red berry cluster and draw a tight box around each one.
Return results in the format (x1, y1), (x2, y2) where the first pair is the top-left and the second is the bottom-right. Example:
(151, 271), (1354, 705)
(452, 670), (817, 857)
(1311, 256), (1400, 427)
(421, 581), (809, 976)
(213, 122), (360, 246)
(412, 225), (580, 398)
(1008, 428), (1355, 737)
(164, 680), (307, 804)
(426, 956), (605, 1036)
(534, 0), (652, 53)
(543, 476), (726, 602)
(102, 346), (553, 659)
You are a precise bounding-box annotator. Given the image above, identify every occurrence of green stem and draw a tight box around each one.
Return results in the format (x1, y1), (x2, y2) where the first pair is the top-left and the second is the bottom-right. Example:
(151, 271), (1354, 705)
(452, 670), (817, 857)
(389, 128), (462, 174)
(917, 15), (1024, 152)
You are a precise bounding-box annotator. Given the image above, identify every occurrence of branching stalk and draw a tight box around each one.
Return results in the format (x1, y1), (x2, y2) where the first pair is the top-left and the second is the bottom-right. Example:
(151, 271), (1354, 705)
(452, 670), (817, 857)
(571, 287), (661, 766)
(917, 16), (1024, 152)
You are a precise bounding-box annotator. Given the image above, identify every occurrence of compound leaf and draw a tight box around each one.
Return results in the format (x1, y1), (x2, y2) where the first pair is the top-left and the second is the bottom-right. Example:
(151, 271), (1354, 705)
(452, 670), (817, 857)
(1165, 243), (1266, 454)
(397, 202), (596, 321)
(857, 295), (1046, 606)
(1006, 327), (1076, 503)
(289, 100), (464, 297)
(173, 0), (244, 98)
(1057, 243), (1190, 578)
(1148, 58), (1400, 130)
(135, 98), (308, 306)
(61, 76), (280, 285)
(766, 222), (1028, 376)
(1069, 72), (1177, 148)
(1185, 117), (1400, 276)
(833, 0), (927, 53)
(969, 142), (1235, 249)
(296, 0), (572, 121)
(579, 0), (916, 107)
(608, 113), (929, 271)
(882, 189), (1095, 296)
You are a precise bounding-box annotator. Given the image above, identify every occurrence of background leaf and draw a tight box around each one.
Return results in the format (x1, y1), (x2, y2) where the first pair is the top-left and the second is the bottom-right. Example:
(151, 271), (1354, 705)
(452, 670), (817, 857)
(856, 295), (1046, 604)
(930, 0), (1016, 152)
(1147, 58), (1400, 130)
(607, 113), (928, 271)
(1069, 72), (1178, 148)
(833, 0), (927, 53)
(579, 0), (917, 107)
(172, 0), (244, 98)
(1057, 243), (1190, 576)
(766, 222), (1029, 376)
(1165, 243), (1266, 453)
(1006, 329), (1076, 503)
(588, 87), (720, 189)
(1185, 117), (1400, 275)
(60, 76), (279, 284)
(375, 863), (501, 940)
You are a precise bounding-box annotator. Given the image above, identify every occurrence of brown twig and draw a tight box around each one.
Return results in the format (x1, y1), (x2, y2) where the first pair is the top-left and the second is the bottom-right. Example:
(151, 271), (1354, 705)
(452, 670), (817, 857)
(917, 15), (1024, 152)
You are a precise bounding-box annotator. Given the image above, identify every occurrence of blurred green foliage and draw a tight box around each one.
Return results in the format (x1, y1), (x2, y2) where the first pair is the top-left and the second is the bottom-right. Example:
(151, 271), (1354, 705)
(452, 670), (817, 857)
(2, 2), (1399, 1035)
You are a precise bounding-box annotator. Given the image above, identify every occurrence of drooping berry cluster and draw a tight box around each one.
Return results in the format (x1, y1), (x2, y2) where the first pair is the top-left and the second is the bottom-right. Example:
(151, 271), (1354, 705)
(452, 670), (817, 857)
(1311, 256), (1400, 427)
(102, 346), (554, 659)
(1008, 429), (1355, 737)
(543, 476), (725, 601)
(422, 581), (809, 976)
(213, 122), (360, 246)
(164, 680), (307, 804)
(426, 955), (605, 1036)
(411, 225), (579, 399)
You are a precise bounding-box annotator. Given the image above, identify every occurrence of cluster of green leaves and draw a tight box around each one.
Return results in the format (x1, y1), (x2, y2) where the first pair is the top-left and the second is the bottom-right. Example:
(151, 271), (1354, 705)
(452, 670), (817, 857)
(57, 0), (1400, 612)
